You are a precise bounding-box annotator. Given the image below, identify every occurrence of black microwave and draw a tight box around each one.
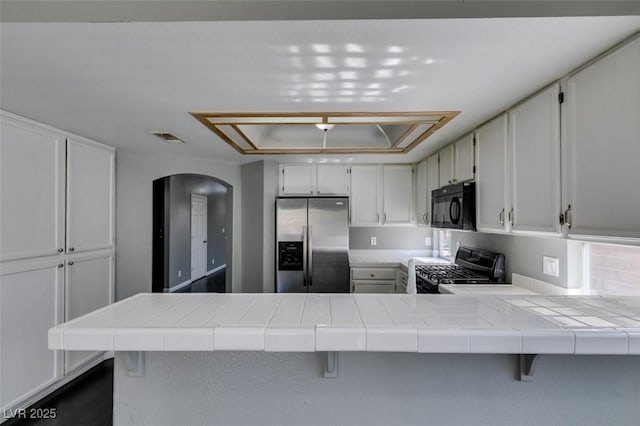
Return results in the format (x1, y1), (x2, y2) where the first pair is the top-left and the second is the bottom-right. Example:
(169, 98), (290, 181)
(431, 182), (476, 231)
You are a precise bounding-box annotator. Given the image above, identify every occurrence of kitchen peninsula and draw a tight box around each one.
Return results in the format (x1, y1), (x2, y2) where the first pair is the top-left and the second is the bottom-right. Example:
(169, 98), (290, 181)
(50, 293), (640, 425)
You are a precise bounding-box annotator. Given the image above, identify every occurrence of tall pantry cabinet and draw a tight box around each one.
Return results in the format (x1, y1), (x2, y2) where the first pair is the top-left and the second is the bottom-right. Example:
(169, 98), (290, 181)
(0, 111), (115, 411)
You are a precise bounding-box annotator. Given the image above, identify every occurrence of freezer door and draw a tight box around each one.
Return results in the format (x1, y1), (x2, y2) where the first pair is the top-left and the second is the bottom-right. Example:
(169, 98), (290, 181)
(276, 198), (308, 293)
(308, 198), (350, 293)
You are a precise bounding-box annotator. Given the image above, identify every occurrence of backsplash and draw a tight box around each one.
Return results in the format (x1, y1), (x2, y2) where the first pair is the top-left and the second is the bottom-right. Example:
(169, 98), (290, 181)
(349, 226), (433, 250)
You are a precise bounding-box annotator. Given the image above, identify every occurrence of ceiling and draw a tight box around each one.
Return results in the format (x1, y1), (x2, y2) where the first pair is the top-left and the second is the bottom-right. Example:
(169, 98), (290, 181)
(1, 15), (639, 164)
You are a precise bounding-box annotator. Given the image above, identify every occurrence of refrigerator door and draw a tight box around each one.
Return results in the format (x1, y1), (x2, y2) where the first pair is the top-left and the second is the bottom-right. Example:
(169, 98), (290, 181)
(276, 198), (308, 293)
(308, 198), (350, 293)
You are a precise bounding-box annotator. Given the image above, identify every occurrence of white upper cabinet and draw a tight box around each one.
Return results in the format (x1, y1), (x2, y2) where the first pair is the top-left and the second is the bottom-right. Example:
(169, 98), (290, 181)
(475, 114), (509, 232)
(426, 154), (439, 225)
(438, 144), (455, 186)
(510, 84), (561, 234)
(349, 165), (380, 226)
(382, 165), (413, 225)
(415, 159), (428, 226)
(316, 164), (349, 195)
(563, 37), (640, 239)
(0, 113), (66, 261)
(437, 133), (475, 187)
(279, 164), (349, 196)
(279, 164), (315, 195)
(66, 138), (115, 254)
(454, 133), (475, 183)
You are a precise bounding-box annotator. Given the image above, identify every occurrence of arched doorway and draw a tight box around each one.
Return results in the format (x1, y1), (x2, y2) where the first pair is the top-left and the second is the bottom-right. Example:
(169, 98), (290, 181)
(152, 174), (233, 293)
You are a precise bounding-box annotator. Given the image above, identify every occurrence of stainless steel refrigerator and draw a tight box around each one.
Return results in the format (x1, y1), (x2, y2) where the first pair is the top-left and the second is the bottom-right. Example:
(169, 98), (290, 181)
(276, 197), (350, 293)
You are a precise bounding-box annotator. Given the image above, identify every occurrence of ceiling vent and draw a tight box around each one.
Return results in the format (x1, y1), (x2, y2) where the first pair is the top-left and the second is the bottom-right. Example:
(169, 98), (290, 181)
(148, 131), (187, 144)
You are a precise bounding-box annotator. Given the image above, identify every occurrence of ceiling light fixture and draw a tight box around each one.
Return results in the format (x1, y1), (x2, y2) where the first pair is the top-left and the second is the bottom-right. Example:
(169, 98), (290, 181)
(315, 123), (335, 149)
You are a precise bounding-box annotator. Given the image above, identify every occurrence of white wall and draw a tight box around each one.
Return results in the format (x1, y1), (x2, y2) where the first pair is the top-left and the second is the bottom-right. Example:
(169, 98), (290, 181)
(115, 149), (242, 300)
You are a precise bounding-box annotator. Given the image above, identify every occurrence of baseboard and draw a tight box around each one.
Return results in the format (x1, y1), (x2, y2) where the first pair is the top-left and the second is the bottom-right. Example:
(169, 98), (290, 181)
(206, 264), (227, 276)
(166, 279), (192, 293)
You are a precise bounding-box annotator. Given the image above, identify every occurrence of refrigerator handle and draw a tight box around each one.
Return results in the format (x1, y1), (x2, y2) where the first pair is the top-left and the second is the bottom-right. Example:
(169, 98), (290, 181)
(303, 226), (308, 287)
(308, 225), (313, 287)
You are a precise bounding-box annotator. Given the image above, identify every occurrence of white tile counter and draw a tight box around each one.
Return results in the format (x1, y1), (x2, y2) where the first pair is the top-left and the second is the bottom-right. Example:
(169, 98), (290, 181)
(49, 293), (640, 355)
(348, 249), (447, 269)
(439, 284), (538, 295)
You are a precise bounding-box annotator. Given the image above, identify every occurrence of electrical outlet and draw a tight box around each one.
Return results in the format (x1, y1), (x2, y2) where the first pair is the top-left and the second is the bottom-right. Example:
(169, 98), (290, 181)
(543, 256), (559, 277)
(211, 258), (215, 265)
(370, 236), (377, 246)
(424, 237), (431, 246)
(178, 270), (182, 278)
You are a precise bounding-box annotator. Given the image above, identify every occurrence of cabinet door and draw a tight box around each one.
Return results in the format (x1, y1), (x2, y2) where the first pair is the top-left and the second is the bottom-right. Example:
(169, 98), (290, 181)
(349, 165), (380, 226)
(438, 144), (455, 186)
(426, 154), (439, 225)
(382, 165), (413, 225)
(64, 253), (113, 373)
(66, 138), (115, 253)
(454, 133), (475, 182)
(280, 164), (315, 195)
(317, 164), (349, 195)
(476, 114), (509, 232)
(1, 259), (63, 410)
(564, 37), (640, 238)
(415, 160), (428, 226)
(0, 113), (65, 261)
(510, 84), (561, 233)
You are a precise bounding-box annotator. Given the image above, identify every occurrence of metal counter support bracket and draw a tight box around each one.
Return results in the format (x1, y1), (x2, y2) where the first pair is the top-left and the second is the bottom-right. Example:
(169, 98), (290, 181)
(324, 352), (338, 378)
(519, 354), (539, 382)
(124, 351), (145, 377)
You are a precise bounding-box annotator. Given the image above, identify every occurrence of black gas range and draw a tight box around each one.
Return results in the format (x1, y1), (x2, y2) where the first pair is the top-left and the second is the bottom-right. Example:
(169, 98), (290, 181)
(415, 246), (505, 294)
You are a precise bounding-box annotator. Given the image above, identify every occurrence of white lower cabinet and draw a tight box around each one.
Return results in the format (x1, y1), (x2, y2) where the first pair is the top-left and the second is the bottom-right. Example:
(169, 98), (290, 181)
(351, 267), (397, 293)
(0, 259), (63, 411)
(64, 252), (114, 374)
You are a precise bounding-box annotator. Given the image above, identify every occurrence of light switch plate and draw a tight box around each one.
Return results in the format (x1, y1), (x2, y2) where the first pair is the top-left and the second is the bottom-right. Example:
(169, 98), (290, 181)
(425, 237), (431, 246)
(543, 256), (559, 277)
(370, 237), (377, 246)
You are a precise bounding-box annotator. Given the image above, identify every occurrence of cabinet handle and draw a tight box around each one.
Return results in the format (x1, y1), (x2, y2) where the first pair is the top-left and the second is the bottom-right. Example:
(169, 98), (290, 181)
(69, 247), (75, 252)
(203, 240), (207, 243)
(377, 212), (380, 223)
(68, 261), (74, 266)
(58, 263), (64, 268)
(564, 205), (572, 229)
(57, 248), (64, 253)
(383, 213), (387, 223)
(499, 209), (505, 225)
(508, 208), (514, 225)
(370, 274), (375, 278)
(448, 180), (452, 184)
(453, 179), (457, 183)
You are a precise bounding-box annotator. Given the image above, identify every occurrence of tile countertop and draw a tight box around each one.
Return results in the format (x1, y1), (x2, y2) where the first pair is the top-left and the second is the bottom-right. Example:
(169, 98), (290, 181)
(49, 293), (640, 355)
(348, 249), (448, 269)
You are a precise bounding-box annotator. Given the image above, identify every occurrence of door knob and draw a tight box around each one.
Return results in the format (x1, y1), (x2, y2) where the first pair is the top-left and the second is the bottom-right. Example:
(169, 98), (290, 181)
(69, 247), (75, 252)
(68, 261), (74, 266)
(57, 248), (64, 253)
(58, 263), (64, 268)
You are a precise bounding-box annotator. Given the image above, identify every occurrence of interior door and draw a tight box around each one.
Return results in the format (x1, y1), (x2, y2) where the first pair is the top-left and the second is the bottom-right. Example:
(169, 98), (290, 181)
(191, 194), (208, 281)
(308, 198), (350, 293)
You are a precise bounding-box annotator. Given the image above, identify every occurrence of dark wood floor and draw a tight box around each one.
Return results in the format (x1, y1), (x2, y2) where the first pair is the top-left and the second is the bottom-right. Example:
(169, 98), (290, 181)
(5, 360), (113, 426)
(176, 268), (226, 293)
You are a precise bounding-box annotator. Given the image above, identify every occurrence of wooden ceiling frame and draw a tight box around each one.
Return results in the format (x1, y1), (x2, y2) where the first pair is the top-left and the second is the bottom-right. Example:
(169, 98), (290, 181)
(191, 111), (460, 155)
